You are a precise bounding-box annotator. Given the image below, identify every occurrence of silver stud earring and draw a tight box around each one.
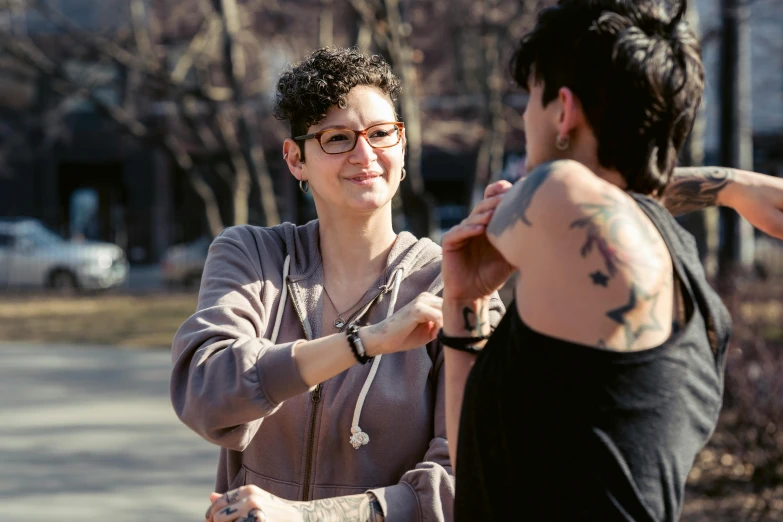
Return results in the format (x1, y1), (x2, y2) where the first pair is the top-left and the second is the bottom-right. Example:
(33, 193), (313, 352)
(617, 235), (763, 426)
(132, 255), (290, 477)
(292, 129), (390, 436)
(299, 179), (309, 193)
(555, 134), (570, 151)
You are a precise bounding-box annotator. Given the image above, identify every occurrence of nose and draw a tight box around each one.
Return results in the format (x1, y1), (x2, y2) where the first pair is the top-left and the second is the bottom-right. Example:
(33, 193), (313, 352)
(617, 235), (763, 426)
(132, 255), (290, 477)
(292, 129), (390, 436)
(349, 133), (377, 164)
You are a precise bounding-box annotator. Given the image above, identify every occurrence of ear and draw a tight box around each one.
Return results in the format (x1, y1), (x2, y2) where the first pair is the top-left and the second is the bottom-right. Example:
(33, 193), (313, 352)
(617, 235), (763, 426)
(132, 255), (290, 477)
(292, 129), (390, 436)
(283, 139), (306, 181)
(556, 86), (583, 138)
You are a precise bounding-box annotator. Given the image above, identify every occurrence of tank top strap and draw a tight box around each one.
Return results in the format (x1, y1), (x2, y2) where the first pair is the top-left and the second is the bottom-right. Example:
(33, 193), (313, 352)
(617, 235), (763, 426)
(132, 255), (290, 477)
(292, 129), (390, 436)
(629, 192), (732, 369)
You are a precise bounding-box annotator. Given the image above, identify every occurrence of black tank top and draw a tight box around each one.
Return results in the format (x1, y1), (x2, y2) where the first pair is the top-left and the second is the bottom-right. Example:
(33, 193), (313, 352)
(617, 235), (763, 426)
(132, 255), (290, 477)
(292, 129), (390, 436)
(454, 194), (731, 521)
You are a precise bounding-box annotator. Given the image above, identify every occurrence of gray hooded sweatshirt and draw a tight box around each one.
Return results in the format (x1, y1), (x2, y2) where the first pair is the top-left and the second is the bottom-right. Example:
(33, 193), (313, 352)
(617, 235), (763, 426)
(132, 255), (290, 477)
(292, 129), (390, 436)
(171, 221), (504, 522)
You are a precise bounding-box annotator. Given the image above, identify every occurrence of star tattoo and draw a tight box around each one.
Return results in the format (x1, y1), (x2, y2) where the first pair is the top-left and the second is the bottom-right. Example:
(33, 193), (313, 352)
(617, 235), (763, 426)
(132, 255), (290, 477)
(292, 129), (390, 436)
(590, 270), (610, 287)
(606, 284), (662, 349)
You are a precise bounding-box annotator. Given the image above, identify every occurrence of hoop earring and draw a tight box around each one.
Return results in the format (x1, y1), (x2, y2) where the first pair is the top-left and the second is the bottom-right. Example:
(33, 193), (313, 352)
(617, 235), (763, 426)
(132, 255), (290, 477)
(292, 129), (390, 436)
(555, 134), (570, 151)
(299, 179), (309, 193)
(400, 167), (406, 181)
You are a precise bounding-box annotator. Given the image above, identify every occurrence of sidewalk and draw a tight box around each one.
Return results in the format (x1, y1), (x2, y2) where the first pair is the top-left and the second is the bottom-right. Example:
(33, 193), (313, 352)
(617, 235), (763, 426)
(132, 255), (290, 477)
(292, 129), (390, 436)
(0, 343), (217, 522)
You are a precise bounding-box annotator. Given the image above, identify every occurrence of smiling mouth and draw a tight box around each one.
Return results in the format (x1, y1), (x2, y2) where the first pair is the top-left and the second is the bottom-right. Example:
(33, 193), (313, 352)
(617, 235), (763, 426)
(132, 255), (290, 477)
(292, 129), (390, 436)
(347, 174), (382, 183)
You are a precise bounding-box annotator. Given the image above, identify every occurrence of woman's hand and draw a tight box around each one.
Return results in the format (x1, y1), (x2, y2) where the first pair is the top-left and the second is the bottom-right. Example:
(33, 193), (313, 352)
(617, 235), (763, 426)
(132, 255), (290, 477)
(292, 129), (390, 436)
(723, 169), (783, 239)
(361, 292), (443, 356)
(441, 180), (516, 302)
(206, 486), (300, 522)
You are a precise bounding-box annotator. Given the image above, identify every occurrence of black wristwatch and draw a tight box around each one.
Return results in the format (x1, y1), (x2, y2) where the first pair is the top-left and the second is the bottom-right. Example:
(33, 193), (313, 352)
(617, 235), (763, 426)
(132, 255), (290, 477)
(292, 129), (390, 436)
(346, 323), (373, 364)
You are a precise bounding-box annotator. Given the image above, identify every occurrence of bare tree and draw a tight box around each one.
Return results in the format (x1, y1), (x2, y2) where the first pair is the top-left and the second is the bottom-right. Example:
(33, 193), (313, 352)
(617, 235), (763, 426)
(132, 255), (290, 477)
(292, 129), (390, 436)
(718, 0), (755, 286)
(350, 0), (437, 239)
(0, 0), (284, 238)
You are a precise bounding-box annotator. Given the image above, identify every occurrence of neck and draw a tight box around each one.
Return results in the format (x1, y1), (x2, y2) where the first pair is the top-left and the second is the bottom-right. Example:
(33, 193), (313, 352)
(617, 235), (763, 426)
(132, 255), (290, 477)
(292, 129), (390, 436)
(316, 203), (398, 286)
(569, 135), (628, 190)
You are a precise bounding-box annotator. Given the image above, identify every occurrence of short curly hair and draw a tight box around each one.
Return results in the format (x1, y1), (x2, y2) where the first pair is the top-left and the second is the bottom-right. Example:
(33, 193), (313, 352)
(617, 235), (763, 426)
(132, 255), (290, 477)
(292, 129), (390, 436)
(274, 47), (402, 161)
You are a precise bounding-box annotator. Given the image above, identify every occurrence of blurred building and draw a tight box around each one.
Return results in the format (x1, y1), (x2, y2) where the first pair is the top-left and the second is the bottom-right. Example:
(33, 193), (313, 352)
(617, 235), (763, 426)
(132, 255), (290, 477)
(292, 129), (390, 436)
(0, 0), (313, 262)
(4, 0), (778, 265)
(696, 0), (783, 176)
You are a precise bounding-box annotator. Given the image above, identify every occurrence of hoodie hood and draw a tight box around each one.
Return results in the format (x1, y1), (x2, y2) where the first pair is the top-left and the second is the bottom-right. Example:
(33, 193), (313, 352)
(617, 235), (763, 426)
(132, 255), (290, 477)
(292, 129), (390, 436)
(275, 219), (442, 288)
(271, 220), (443, 341)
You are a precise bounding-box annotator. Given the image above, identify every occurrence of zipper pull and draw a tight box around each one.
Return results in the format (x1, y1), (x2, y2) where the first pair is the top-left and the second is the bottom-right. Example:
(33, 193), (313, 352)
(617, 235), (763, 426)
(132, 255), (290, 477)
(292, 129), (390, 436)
(311, 384), (322, 403)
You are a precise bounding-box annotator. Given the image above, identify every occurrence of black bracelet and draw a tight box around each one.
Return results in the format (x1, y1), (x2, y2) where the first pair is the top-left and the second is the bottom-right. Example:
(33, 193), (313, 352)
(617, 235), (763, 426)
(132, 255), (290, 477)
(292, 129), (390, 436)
(437, 328), (491, 348)
(347, 323), (373, 364)
(443, 343), (485, 354)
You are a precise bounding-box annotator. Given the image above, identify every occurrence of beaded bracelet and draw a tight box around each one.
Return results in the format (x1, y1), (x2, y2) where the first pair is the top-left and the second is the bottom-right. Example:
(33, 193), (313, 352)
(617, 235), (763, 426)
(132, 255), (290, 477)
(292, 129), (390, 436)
(347, 324), (373, 364)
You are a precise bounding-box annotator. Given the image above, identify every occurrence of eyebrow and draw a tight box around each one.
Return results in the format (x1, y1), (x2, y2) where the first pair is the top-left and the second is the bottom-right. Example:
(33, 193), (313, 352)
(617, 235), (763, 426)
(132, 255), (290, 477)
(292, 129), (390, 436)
(312, 121), (395, 132)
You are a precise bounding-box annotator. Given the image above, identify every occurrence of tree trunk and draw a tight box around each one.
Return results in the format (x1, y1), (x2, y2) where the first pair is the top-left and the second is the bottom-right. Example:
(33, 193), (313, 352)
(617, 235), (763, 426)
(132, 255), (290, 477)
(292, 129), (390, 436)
(382, 0), (436, 239)
(718, 0), (755, 288)
(214, 0), (279, 226)
(471, 1), (506, 206)
(678, 5), (718, 278)
(320, 0), (334, 48)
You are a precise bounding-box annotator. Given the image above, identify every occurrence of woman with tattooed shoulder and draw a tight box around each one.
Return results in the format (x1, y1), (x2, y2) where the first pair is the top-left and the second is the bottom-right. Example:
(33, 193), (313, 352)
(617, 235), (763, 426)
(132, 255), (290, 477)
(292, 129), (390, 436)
(440, 0), (783, 520)
(170, 47), (508, 522)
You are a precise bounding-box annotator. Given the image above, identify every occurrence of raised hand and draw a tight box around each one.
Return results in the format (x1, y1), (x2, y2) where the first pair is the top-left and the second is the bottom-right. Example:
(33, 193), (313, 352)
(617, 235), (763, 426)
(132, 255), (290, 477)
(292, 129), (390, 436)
(361, 292), (443, 356)
(441, 180), (516, 302)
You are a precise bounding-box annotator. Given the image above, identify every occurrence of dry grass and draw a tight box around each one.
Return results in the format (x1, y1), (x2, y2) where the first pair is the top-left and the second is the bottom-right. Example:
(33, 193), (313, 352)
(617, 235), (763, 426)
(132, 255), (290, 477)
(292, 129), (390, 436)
(682, 279), (783, 522)
(1, 278), (782, 520)
(0, 292), (199, 348)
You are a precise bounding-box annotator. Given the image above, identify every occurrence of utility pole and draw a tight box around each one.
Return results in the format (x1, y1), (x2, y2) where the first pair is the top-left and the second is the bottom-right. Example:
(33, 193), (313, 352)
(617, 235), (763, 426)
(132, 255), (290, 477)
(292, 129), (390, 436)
(718, 0), (755, 286)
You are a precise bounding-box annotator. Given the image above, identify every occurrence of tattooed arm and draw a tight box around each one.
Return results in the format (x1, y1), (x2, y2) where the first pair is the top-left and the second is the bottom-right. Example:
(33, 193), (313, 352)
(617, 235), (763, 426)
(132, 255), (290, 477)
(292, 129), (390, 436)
(664, 166), (783, 238)
(206, 486), (384, 522)
(663, 167), (736, 215)
(294, 494), (384, 522)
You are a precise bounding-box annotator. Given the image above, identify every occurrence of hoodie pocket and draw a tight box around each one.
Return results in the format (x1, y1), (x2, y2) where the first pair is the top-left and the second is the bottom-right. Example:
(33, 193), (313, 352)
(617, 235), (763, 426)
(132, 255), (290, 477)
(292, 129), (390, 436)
(242, 464), (303, 500)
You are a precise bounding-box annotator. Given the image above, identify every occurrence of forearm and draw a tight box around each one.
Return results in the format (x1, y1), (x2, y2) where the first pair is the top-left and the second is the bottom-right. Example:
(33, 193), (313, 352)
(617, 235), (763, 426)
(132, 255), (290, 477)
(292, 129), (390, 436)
(663, 166), (743, 215)
(292, 331), (359, 387)
(294, 321), (395, 387)
(442, 296), (491, 471)
(296, 493), (384, 522)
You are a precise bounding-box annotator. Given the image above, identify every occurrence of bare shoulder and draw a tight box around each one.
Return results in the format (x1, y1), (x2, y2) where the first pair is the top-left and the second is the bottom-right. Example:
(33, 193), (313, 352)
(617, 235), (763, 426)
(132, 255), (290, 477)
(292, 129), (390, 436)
(487, 160), (607, 261)
(487, 160), (674, 352)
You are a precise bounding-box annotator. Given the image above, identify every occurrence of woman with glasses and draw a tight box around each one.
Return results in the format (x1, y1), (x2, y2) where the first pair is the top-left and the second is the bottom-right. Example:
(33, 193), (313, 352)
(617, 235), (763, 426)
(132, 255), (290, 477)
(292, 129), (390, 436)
(172, 47), (505, 522)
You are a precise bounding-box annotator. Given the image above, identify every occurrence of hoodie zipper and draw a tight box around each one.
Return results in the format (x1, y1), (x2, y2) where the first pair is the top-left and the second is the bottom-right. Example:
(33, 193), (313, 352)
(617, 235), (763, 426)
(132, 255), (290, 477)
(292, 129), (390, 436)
(289, 280), (393, 501)
(286, 280), (319, 501)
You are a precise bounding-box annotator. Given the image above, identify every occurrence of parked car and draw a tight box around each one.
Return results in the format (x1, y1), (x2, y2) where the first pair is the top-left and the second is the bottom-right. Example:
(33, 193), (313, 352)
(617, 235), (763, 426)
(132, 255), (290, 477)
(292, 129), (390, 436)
(0, 218), (128, 291)
(161, 236), (211, 288)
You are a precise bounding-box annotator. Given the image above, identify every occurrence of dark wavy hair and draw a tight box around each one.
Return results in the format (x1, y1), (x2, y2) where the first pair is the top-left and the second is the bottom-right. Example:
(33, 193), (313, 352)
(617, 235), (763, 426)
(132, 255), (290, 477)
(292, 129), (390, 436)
(511, 0), (704, 195)
(274, 47), (402, 161)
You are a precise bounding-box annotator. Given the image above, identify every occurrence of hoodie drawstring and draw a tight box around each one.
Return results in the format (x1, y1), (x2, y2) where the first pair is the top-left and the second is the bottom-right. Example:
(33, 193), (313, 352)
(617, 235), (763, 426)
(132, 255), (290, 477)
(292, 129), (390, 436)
(270, 255), (291, 344)
(349, 267), (404, 449)
(271, 257), (405, 450)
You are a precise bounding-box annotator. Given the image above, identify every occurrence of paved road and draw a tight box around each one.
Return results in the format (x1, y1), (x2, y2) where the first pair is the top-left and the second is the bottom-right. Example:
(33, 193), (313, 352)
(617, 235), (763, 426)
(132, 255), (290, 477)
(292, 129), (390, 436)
(0, 343), (218, 522)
